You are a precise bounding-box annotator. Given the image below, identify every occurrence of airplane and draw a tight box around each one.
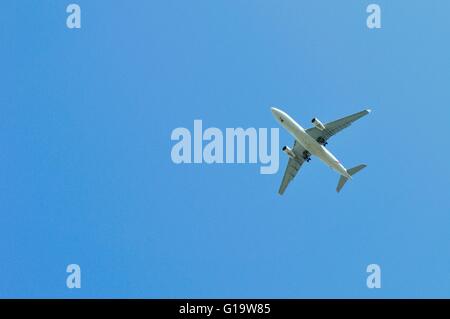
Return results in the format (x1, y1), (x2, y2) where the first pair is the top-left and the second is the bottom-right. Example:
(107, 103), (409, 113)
(271, 107), (371, 195)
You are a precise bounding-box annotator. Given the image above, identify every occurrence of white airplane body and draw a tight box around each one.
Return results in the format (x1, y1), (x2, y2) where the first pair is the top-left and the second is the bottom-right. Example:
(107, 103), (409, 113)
(271, 107), (371, 194)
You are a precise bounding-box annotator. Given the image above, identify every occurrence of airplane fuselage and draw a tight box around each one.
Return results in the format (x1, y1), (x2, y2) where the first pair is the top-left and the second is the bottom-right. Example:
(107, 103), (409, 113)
(271, 107), (351, 179)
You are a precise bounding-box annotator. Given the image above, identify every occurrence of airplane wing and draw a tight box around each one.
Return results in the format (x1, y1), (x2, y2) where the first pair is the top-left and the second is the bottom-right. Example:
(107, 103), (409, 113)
(306, 109), (371, 144)
(278, 141), (306, 195)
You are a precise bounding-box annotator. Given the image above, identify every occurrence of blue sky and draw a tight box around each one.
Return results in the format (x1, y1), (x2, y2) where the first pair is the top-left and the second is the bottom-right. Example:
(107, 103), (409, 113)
(1, 0), (450, 298)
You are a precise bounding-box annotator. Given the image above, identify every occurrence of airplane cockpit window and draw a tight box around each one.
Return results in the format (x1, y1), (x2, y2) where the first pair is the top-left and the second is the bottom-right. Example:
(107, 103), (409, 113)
(280, 117), (284, 122)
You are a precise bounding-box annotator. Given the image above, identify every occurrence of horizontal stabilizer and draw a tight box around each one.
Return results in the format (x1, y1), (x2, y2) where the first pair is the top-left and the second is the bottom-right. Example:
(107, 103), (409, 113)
(336, 164), (367, 193)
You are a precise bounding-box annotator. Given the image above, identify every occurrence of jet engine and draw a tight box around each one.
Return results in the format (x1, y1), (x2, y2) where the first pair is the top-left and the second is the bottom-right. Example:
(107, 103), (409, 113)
(282, 146), (296, 159)
(311, 118), (326, 130)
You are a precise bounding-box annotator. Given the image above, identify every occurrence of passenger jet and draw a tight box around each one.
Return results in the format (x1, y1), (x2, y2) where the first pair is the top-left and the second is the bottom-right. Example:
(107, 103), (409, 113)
(271, 107), (371, 194)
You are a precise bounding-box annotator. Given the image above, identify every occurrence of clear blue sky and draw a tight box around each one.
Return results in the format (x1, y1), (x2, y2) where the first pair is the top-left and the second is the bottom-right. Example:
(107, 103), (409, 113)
(2, 0), (450, 298)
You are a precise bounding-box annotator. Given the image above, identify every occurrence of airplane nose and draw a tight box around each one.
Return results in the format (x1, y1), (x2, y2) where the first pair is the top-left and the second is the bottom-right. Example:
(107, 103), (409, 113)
(270, 107), (281, 116)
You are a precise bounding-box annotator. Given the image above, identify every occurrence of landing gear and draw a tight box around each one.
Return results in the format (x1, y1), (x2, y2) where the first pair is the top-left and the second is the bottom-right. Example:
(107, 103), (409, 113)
(303, 151), (311, 162)
(317, 137), (327, 146)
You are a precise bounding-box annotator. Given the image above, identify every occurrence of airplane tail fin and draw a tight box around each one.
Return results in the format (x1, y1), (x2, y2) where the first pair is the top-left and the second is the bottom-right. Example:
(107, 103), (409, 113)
(336, 164), (367, 193)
